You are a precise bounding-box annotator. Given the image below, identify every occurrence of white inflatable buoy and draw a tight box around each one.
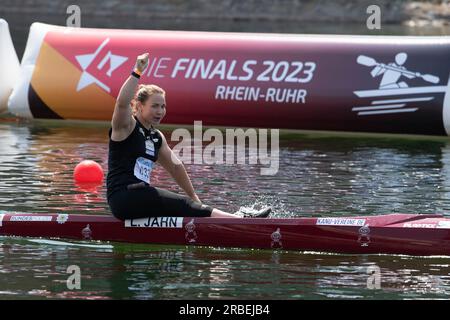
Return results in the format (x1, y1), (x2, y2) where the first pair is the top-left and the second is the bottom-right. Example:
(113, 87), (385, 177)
(0, 19), (20, 113)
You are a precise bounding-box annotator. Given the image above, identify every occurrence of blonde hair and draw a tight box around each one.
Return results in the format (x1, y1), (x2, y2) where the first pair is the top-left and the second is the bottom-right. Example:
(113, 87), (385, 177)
(131, 84), (166, 115)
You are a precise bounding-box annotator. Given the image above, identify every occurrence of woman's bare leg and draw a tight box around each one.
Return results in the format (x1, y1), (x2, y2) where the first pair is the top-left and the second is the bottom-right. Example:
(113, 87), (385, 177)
(210, 208), (241, 218)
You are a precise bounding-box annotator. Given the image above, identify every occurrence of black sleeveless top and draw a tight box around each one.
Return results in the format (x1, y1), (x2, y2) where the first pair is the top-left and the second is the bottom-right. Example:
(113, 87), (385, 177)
(107, 117), (163, 200)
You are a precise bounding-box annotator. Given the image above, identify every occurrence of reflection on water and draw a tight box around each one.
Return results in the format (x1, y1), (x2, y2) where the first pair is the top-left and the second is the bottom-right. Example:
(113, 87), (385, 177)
(1, 119), (450, 299)
(0, 121), (108, 214)
(0, 239), (449, 299)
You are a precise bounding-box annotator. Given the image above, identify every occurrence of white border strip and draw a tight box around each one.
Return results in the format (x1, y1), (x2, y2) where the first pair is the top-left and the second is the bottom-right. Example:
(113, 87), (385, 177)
(372, 97), (433, 104)
(352, 103), (405, 111)
(358, 108), (418, 116)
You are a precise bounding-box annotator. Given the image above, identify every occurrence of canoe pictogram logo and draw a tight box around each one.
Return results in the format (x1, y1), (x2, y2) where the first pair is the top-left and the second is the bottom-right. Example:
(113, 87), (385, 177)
(75, 38), (128, 93)
(56, 214), (68, 224)
(0, 213), (4, 227)
(271, 228), (283, 248)
(358, 225), (371, 247)
(185, 219), (197, 243)
(353, 52), (448, 117)
(82, 224), (92, 240)
(437, 220), (450, 229)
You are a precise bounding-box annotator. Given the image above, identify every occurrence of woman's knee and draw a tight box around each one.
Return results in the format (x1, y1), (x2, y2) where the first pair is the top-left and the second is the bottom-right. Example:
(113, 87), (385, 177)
(108, 192), (135, 220)
(186, 199), (213, 217)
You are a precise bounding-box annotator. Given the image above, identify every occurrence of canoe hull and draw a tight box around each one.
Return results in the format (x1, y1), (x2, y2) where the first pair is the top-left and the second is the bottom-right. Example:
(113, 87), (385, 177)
(1, 213), (450, 256)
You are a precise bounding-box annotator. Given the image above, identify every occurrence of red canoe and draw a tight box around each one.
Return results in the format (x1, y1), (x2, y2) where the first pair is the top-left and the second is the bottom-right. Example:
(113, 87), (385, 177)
(1, 212), (450, 256)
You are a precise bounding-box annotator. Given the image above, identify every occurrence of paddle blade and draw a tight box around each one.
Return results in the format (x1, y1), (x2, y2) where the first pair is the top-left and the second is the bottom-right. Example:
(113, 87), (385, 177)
(357, 55), (377, 67)
(422, 74), (440, 84)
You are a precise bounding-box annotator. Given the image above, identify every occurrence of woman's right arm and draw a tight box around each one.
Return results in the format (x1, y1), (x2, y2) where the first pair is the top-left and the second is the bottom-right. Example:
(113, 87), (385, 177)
(111, 53), (149, 140)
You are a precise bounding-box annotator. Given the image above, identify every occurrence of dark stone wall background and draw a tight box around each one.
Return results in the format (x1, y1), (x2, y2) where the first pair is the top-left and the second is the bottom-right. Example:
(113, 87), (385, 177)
(1, 0), (449, 59)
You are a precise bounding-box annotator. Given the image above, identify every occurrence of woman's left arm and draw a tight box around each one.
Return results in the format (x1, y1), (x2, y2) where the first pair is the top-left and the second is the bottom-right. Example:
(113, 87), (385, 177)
(156, 131), (201, 203)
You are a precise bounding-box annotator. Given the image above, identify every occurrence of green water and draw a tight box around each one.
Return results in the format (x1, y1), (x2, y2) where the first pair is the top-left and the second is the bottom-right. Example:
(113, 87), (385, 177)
(0, 119), (449, 299)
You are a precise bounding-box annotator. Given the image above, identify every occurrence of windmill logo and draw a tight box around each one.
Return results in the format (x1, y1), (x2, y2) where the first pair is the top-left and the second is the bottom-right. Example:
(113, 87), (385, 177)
(75, 38), (128, 93)
(352, 52), (449, 116)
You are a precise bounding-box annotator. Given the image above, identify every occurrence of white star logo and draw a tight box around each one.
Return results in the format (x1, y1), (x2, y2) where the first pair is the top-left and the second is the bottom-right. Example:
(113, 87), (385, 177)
(75, 38), (128, 93)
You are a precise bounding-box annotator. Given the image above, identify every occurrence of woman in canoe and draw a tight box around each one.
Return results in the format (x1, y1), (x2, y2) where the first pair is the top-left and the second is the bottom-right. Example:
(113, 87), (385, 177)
(107, 53), (271, 220)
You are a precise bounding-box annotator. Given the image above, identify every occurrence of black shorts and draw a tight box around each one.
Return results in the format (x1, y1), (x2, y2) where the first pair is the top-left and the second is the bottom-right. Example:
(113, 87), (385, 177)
(108, 183), (213, 220)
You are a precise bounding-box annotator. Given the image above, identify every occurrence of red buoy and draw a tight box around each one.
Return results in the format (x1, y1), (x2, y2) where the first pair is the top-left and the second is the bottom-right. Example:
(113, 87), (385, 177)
(73, 160), (104, 183)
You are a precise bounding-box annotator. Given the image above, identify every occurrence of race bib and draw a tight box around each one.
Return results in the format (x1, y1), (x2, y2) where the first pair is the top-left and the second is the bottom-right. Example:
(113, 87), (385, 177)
(134, 157), (153, 183)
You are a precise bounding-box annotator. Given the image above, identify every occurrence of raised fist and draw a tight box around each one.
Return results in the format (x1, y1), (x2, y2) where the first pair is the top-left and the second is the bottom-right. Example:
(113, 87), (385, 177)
(135, 53), (149, 73)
